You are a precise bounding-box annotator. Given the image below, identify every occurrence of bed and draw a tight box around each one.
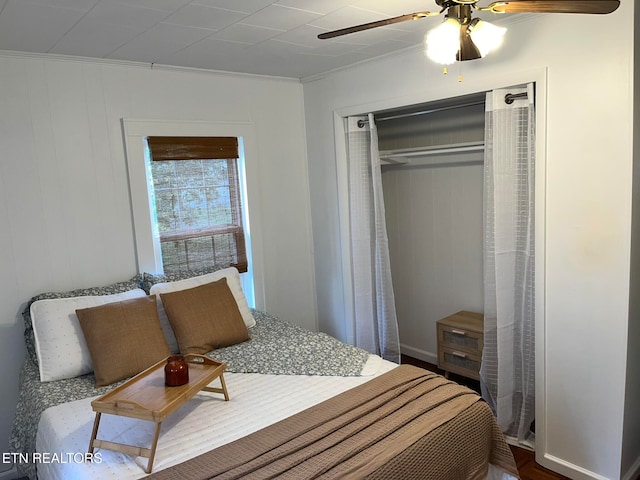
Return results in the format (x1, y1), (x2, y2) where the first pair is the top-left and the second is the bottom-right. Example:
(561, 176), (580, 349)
(9, 267), (520, 480)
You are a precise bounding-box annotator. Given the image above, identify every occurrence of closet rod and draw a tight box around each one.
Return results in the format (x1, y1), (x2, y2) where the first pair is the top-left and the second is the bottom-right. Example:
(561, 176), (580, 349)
(357, 91), (529, 128)
(357, 100), (485, 128)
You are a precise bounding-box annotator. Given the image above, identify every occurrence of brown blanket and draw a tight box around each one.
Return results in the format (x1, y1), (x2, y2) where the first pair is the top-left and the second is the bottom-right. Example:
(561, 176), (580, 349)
(146, 365), (519, 480)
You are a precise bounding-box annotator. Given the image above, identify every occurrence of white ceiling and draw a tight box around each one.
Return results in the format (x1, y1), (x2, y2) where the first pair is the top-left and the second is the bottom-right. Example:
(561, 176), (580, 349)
(0, 0), (516, 79)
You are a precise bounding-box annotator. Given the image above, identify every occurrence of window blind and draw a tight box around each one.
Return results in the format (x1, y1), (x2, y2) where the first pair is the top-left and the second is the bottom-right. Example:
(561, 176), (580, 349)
(147, 136), (247, 274)
(147, 136), (238, 161)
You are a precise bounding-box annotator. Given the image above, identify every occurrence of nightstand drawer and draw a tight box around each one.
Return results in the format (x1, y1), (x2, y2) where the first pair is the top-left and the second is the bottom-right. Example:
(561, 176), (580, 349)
(438, 348), (481, 380)
(438, 324), (483, 354)
(436, 311), (483, 381)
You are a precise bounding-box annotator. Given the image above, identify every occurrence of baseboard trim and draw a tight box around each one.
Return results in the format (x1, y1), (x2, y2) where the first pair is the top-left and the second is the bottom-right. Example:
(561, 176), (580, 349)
(622, 454), (640, 480)
(539, 453), (612, 480)
(400, 344), (437, 365)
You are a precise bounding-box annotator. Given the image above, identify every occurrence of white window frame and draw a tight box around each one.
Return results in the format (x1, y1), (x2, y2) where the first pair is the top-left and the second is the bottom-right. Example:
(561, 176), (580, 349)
(122, 118), (264, 309)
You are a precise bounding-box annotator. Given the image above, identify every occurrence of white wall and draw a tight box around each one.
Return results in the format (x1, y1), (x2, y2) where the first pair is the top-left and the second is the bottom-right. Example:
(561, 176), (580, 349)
(0, 53), (316, 468)
(303, 3), (636, 479)
(383, 162), (484, 363)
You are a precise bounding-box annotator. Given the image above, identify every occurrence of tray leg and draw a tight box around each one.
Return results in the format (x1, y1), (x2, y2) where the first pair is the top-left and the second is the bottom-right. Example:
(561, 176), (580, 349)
(88, 413), (101, 454)
(145, 421), (163, 474)
(202, 373), (230, 401)
(219, 373), (229, 401)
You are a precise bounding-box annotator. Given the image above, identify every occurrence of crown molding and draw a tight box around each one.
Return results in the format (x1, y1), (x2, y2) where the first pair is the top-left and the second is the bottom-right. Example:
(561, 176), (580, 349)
(0, 49), (301, 83)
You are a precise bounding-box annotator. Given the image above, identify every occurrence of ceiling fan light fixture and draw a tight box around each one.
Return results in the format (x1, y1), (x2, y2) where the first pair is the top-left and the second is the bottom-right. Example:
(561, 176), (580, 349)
(467, 19), (507, 57)
(425, 18), (461, 65)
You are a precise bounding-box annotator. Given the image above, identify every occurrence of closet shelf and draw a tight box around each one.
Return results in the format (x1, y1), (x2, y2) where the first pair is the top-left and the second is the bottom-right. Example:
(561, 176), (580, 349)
(379, 141), (484, 167)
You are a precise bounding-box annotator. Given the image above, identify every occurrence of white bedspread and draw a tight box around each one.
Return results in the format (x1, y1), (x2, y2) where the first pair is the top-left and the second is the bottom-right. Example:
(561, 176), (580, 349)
(34, 355), (518, 480)
(35, 355), (396, 480)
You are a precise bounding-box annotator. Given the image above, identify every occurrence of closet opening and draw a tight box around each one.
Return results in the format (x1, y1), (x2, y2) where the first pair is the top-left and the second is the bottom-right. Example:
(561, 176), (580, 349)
(366, 87), (536, 447)
(375, 92), (486, 368)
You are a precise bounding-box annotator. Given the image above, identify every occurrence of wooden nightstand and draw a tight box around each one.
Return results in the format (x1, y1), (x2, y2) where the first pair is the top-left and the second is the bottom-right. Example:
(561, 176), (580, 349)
(436, 311), (484, 381)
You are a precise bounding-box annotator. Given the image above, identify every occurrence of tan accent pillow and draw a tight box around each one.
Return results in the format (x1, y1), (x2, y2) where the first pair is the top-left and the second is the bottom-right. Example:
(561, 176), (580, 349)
(76, 295), (171, 387)
(159, 277), (250, 355)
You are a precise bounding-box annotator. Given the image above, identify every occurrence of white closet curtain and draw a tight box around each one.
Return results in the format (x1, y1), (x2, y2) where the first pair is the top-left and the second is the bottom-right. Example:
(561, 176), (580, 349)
(345, 114), (401, 363)
(480, 84), (536, 444)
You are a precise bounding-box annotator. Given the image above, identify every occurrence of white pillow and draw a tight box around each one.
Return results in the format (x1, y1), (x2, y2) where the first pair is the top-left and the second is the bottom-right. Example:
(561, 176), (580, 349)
(150, 267), (256, 353)
(31, 288), (147, 382)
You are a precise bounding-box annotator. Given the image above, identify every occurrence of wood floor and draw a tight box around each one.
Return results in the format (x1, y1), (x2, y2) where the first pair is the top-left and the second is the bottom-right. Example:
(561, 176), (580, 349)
(400, 355), (570, 480)
(509, 445), (570, 480)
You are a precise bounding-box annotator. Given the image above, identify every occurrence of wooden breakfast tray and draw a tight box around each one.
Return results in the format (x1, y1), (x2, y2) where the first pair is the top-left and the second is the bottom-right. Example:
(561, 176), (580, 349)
(88, 354), (229, 473)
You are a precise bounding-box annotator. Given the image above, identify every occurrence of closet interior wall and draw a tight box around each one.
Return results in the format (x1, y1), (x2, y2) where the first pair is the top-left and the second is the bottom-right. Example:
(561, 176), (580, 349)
(377, 98), (486, 364)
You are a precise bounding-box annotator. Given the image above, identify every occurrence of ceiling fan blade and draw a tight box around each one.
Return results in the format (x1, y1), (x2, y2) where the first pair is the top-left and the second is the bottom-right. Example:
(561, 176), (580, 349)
(483, 0), (620, 14)
(317, 11), (434, 40)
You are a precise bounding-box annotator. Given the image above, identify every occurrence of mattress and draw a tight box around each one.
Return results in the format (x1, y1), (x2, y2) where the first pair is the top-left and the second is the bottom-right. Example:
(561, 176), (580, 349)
(36, 356), (396, 480)
(35, 358), (518, 480)
(12, 307), (519, 480)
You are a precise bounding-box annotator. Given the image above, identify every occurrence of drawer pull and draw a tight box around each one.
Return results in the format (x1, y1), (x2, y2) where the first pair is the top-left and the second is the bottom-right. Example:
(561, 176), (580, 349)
(451, 351), (467, 359)
(451, 329), (467, 336)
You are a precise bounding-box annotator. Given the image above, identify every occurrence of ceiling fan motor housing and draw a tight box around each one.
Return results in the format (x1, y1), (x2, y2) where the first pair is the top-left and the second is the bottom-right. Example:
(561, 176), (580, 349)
(436, 0), (478, 8)
(446, 4), (475, 25)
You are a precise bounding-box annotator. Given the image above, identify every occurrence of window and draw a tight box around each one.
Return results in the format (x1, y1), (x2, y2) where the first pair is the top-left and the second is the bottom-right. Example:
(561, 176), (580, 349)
(122, 118), (263, 309)
(146, 136), (248, 274)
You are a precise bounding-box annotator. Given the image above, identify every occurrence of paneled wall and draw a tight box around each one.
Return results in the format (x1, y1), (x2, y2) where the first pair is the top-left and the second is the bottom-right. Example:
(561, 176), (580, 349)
(0, 54), (315, 469)
(383, 164), (484, 362)
(303, 2), (636, 477)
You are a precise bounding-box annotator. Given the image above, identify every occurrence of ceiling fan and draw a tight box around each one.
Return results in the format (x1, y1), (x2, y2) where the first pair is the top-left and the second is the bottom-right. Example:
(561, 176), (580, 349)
(317, 1), (621, 64)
